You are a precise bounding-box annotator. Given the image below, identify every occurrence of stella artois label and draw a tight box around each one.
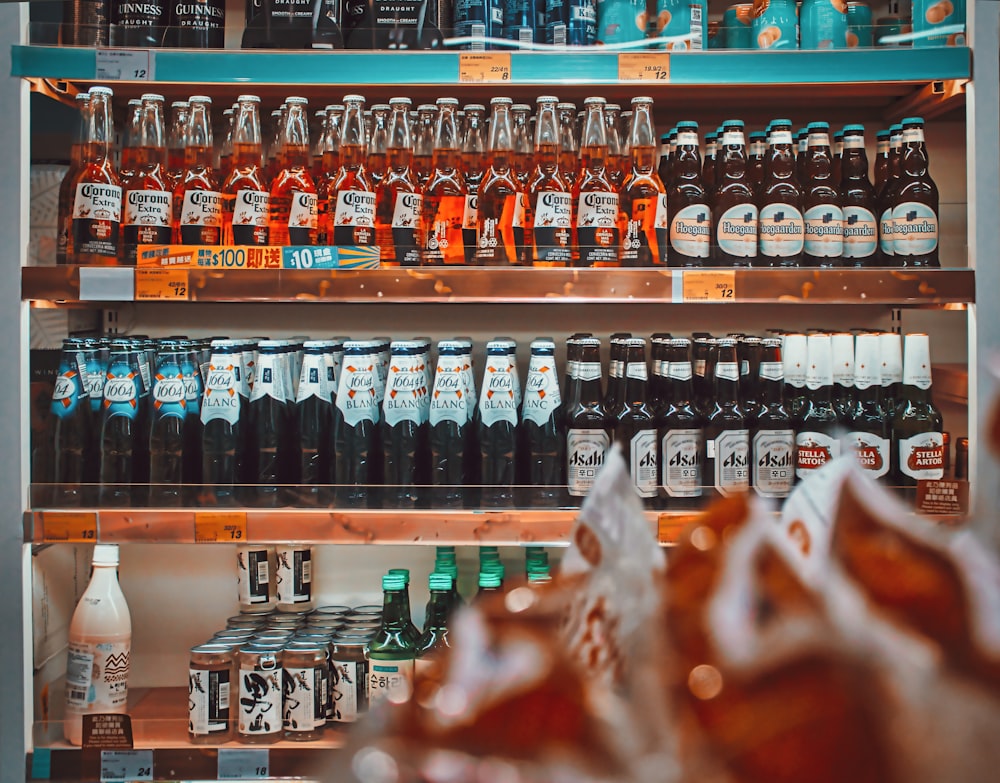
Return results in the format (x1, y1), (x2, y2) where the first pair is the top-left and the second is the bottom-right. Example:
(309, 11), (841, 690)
(898, 432), (944, 480)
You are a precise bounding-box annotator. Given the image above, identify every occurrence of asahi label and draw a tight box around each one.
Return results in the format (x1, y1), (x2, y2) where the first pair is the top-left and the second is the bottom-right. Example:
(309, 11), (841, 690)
(576, 191), (619, 267)
(716, 204), (758, 258)
(661, 428), (702, 498)
(336, 361), (378, 428)
(124, 189), (172, 245)
(66, 640), (130, 711)
(283, 667), (325, 732)
(567, 428), (610, 497)
(201, 361), (240, 425)
(384, 356), (426, 427)
(795, 431), (840, 478)
(369, 659), (414, 706)
(629, 429), (658, 498)
(879, 207), (895, 256)
(391, 192), (423, 266)
(72, 182), (122, 258)
(425, 195), (466, 265)
(898, 432), (944, 480)
(846, 431), (890, 478)
(669, 361), (693, 382)
(842, 206), (878, 259)
(332, 190), (376, 245)
(712, 429), (749, 495)
(232, 188), (269, 245)
(669, 204), (711, 259)
(758, 203), (804, 258)
(522, 356), (561, 425)
(239, 662), (282, 736)
(532, 191), (573, 265)
(180, 189), (223, 244)
(188, 667), (230, 736)
(287, 191), (318, 244)
(752, 429), (795, 498)
(892, 201), (938, 256)
(804, 204), (844, 257)
(429, 359), (468, 426)
(621, 194), (668, 266)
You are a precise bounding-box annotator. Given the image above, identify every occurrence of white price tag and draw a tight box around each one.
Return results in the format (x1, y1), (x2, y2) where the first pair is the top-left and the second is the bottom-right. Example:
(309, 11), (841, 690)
(100, 750), (153, 781)
(79, 267), (135, 301)
(218, 748), (270, 779)
(95, 48), (155, 81)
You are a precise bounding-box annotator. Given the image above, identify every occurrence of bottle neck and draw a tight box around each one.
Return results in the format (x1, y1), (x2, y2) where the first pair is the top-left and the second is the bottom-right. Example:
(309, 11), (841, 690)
(841, 149), (869, 180)
(425, 591), (451, 629)
(381, 588), (411, 628)
(900, 142), (929, 176)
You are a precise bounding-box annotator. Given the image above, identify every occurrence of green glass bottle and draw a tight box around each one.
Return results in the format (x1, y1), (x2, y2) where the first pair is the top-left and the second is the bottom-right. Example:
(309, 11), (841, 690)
(368, 574), (417, 707)
(386, 568), (421, 644)
(416, 573), (453, 677)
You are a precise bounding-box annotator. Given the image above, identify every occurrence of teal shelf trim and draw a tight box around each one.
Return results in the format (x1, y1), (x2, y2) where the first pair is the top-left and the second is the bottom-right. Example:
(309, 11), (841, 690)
(11, 45), (971, 86)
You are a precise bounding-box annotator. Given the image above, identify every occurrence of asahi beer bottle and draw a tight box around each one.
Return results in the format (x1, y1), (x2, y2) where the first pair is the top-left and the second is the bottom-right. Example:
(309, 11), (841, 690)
(382, 340), (428, 509)
(831, 332), (855, 422)
(57, 93), (90, 265)
(783, 332), (809, 421)
(174, 96), (222, 245)
(429, 341), (469, 507)
(247, 341), (290, 507)
(878, 331), (903, 420)
(478, 340), (519, 506)
(334, 341), (381, 508)
(751, 338), (795, 499)
(704, 339), (750, 497)
(667, 121), (710, 267)
(890, 117), (939, 267)
(605, 334), (629, 415)
(618, 97), (668, 267)
(839, 124), (879, 267)
(757, 119), (804, 267)
(49, 340), (92, 505)
(297, 341), (334, 505)
(476, 98), (526, 266)
(801, 122), (843, 267)
(461, 104), (487, 263)
(267, 98), (315, 247)
(72, 87), (122, 265)
(99, 340), (143, 505)
(112, 0), (167, 46)
(892, 332), (944, 489)
(200, 340), (243, 505)
(375, 99), (423, 267)
(520, 339), (564, 504)
(529, 96), (573, 267)
(330, 95), (376, 247)
(222, 95), (269, 246)
(171, 0), (226, 48)
(795, 334), (841, 479)
(657, 338), (703, 508)
(120, 94), (172, 264)
(877, 123), (903, 265)
(422, 98), (467, 266)
(844, 333), (890, 481)
(612, 338), (657, 503)
(565, 337), (611, 500)
(148, 340), (187, 506)
(574, 97), (619, 268)
(712, 120), (757, 267)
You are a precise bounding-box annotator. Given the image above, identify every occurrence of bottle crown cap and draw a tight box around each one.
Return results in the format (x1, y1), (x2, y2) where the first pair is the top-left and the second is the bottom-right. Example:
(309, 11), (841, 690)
(807, 121), (829, 131)
(902, 117), (924, 126)
(843, 124), (865, 133)
(189, 95), (212, 104)
(92, 544), (120, 566)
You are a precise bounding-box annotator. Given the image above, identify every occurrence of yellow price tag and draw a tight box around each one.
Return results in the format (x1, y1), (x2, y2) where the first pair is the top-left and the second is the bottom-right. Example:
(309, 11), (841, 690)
(682, 270), (736, 302)
(135, 268), (190, 301)
(459, 52), (512, 83)
(658, 513), (696, 545)
(618, 53), (670, 82)
(195, 511), (248, 543)
(42, 511), (98, 542)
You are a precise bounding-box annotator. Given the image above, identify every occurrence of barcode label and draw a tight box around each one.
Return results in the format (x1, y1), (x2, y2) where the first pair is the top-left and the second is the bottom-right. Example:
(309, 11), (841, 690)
(471, 24), (486, 51)
(553, 25), (566, 46)
(219, 681), (230, 710)
(690, 5), (703, 50)
(519, 28), (532, 44)
(69, 690), (86, 702)
(301, 558), (312, 584)
(256, 561), (268, 585)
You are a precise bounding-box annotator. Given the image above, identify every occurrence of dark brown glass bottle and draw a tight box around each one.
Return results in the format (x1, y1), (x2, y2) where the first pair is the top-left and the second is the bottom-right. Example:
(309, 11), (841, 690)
(751, 338), (795, 500)
(757, 119), (804, 267)
(839, 124), (879, 267)
(701, 130), (717, 202)
(844, 333), (890, 483)
(712, 120), (757, 267)
(889, 117), (939, 268)
(876, 124), (902, 266)
(891, 332), (944, 490)
(801, 122), (843, 267)
(657, 338), (703, 510)
(613, 338), (658, 504)
(565, 338), (611, 501)
(704, 339), (750, 498)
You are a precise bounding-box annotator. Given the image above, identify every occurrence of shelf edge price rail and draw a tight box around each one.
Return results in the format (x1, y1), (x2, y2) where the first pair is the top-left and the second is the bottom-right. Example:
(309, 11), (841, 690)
(618, 53), (670, 82)
(40, 511), (98, 543)
(458, 52), (512, 83)
(679, 270), (737, 303)
(135, 268), (190, 301)
(195, 511), (248, 543)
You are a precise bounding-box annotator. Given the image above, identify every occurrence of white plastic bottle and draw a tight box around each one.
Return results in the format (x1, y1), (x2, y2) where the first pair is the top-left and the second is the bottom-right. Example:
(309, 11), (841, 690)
(64, 544), (132, 745)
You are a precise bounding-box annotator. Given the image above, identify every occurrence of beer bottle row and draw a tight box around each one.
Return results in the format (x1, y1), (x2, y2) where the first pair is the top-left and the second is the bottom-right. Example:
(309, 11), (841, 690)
(56, 88), (939, 269)
(43, 328), (948, 510)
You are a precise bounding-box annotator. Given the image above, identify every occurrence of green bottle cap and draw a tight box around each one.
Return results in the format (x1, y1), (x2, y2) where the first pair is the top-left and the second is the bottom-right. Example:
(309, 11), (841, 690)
(429, 574), (453, 591)
(481, 561), (505, 578)
(382, 575), (405, 591)
(436, 546), (456, 554)
(528, 572), (552, 584)
(387, 568), (410, 585)
(478, 572), (502, 589)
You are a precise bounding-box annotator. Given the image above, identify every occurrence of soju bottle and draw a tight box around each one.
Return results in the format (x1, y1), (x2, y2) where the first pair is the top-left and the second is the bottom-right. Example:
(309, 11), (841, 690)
(415, 573), (453, 677)
(368, 574), (417, 707)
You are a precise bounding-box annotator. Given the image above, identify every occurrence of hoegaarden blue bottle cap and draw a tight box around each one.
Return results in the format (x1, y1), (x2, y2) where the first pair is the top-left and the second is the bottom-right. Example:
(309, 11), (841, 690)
(807, 121), (830, 131)
(877, 130), (890, 139)
(890, 124), (903, 133)
(843, 124), (865, 133)
(676, 120), (698, 130)
(771, 118), (792, 126)
(902, 117), (924, 125)
(722, 119), (744, 129)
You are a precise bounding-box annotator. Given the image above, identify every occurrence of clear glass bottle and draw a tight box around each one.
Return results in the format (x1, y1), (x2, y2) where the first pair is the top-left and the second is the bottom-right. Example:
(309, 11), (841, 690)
(375, 98), (423, 267)
(329, 95), (376, 246)
(476, 98), (526, 266)
(222, 94), (269, 246)
(618, 96), (668, 267)
(573, 97), (619, 267)
(72, 86), (122, 264)
(422, 98), (467, 266)
(173, 95), (222, 245)
(269, 97), (318, 246)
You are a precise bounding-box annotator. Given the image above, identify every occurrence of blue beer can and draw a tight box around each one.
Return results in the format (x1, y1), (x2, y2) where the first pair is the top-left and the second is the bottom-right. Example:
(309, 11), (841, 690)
(912, 0), (965, 47)
(800, 0), (849, 49)
(563, 0), (597, 44)
(722, 3), (754, 48)
(751, 0), (798, 49)
(846, 1), (873, 46)
(654, 0), (708, 50)
(597, 0), (647, 45)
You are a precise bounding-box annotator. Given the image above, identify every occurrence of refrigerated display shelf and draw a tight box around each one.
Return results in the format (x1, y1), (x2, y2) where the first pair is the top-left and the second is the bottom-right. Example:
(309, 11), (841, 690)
(22, 266), (977, 306)
(31, 688), (344, 781)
